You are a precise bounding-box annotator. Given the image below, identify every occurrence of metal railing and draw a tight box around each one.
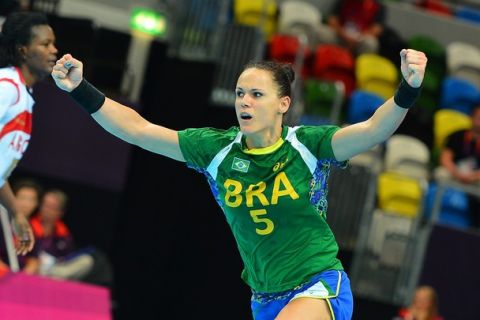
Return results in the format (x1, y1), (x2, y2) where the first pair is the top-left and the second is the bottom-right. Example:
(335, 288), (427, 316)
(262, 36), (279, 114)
(0, 205), (19, 272)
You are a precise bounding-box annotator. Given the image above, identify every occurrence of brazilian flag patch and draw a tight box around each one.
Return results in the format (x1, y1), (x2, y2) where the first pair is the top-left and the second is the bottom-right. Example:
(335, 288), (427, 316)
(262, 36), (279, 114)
(232, 157), (250, 173)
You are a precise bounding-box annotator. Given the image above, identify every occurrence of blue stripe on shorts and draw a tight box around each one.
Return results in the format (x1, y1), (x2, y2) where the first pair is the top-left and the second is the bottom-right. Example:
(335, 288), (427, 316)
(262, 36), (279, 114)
(251, 270), (353, 320)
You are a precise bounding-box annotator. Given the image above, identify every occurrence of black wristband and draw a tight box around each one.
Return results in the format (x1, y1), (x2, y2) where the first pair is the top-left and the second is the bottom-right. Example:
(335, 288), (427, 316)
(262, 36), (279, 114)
(68, 79), (106, 114)
(393, 79), (421, 109)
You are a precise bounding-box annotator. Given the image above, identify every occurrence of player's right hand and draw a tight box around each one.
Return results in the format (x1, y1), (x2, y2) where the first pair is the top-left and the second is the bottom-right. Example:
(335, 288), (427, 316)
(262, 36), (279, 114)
(51, 54), (84, 92)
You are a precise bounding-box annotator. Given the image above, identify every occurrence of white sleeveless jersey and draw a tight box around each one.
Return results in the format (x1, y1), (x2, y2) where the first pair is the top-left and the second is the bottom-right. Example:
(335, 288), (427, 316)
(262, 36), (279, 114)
(0, 67), (34, 187)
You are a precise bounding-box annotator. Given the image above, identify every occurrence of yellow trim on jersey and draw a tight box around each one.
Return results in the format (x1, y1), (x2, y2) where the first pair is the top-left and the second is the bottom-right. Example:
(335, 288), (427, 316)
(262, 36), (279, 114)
(334, 270), (341, 296)
(243, 138), (285, 155)
(326, 298), (336, 320)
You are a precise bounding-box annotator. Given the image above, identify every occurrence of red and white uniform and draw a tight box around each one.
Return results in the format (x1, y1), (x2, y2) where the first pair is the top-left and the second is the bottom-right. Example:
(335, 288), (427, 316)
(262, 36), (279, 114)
(0, 67), (34, 187)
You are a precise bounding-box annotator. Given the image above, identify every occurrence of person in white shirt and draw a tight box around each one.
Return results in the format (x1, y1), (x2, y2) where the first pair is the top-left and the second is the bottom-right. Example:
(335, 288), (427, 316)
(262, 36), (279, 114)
(0, 11), (58, 255)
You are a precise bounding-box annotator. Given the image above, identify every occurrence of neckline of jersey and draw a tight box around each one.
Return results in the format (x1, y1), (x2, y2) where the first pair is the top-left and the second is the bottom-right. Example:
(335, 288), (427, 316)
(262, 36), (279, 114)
(242, 126), (287, 155)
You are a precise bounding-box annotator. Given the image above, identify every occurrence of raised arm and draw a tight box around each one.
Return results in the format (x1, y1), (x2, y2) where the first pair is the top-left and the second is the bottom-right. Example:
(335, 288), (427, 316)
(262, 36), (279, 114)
(332, 49), (427, 161)
(51, 54), (185, 162)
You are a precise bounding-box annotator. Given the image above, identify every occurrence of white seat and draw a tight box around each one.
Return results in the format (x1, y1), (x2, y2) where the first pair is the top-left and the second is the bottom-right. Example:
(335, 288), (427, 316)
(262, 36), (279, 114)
(384, 134), (431, 180)
(278, 0), (322, 39)
(446, 41), (480, 88)
(447, 41), (480, 73)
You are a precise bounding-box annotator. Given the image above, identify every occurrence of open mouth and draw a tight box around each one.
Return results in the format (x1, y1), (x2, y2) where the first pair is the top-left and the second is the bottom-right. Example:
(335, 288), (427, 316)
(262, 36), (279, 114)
(240, 112), (252, 120)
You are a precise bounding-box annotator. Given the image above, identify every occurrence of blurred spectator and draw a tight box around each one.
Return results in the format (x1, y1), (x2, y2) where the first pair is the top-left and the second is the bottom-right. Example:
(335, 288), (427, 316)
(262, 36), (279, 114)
(23, 189), (113, 286)
(316, 0), (385, 55)
(12, 178), (43, 219)
(394, 285), (443, 320)
(435, 105), (480, 228)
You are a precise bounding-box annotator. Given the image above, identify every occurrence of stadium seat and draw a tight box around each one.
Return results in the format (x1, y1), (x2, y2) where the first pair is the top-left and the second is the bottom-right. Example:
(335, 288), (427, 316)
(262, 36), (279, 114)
(408, 34), (446, 111)
(377, 171), (424, 218)
(355, 53), (399, 99)
(446, 41), (480, 89)
(312, 44), (356, 97)
(268, 33), (312, 77)
(303, 79), (345, 124)
(384, 134), (431, 180)
(439, 76), (480, 114)
(277, 0), (322, 45)
(346, 90), (384, 124)
(417, 0), (453, 16)
(433, 109), (472, 149)
(424, 182), (471, 228)
(455, 6), (480, 25)
(233, 0), (278, 40)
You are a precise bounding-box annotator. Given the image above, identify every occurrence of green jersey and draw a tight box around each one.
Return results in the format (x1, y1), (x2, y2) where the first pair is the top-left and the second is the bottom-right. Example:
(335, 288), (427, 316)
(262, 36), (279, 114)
(178, 125), (345, 293)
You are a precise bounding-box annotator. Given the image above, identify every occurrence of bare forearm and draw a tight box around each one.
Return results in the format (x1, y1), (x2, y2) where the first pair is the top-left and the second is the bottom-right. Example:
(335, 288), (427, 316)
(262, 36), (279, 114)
(333, 98), (407, 160)
(440, 150), (461, 177)
(52, 55), (185, 160)
(91, 98), (184, 161)
(367, 98), (408, 144)
(91, 98), (147, 146)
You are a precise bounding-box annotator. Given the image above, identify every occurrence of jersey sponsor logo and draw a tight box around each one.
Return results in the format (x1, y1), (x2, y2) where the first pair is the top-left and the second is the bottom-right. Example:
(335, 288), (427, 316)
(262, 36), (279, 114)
(232, 157), (250, 173)
(273, 158), (288, 172)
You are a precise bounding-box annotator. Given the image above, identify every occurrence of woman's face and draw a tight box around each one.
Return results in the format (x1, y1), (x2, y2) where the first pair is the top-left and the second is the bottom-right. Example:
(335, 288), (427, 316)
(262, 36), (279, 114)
(235, 68), (289, 137)
(412, 288), (433, 311)
(16, 187), (39, 218)
(21, 24), (58, 80)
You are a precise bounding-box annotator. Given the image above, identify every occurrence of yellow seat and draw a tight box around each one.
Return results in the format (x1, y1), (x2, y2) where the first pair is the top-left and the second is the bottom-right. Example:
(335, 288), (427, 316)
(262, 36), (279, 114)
(356, 53), (399, 99)
(377, 172), (423, 218)
(234, 0), (278, 40)
(433, 109), (472, 149)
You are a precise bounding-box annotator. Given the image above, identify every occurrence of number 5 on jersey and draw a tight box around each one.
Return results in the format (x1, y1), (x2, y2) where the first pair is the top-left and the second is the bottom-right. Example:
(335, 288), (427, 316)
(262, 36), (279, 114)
(250, 209), (274, 235)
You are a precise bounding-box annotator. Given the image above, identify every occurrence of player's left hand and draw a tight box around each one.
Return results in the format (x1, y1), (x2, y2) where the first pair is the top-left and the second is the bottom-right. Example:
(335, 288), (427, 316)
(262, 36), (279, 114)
(400, 49), (428, 88)
(12, 213), (34, 255)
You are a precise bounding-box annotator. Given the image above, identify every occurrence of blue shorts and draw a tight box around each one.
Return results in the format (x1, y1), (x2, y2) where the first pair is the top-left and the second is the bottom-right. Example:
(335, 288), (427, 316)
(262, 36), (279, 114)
(251, 270), (353, 320)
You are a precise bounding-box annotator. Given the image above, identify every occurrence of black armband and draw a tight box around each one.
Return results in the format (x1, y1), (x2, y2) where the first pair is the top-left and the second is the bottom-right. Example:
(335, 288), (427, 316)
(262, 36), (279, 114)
(393, 79), (422, 109)
(68, 79), (106, 114)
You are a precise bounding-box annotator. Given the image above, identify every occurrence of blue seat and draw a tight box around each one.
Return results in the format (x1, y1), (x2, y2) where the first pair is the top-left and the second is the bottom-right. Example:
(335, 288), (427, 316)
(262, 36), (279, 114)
(424, 182), (471, 228)
(437, 210), (471, 228)
(455, 6), (480, 25)
(440, 76), (480, 115)
(346, 90), (384, 124)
